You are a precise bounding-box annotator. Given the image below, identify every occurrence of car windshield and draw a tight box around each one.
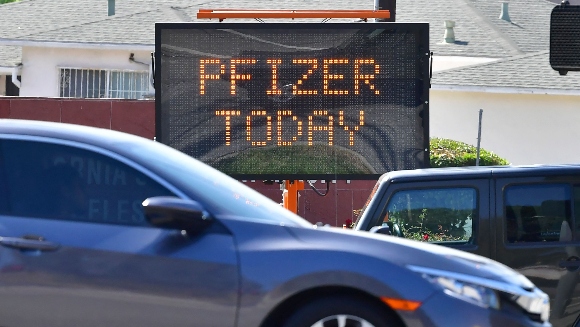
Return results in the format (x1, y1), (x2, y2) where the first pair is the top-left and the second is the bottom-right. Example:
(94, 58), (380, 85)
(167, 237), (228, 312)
(119, 138), (312, 228)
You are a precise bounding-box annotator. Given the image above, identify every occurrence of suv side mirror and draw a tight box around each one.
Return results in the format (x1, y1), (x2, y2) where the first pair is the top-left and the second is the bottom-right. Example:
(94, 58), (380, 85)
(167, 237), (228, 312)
(142, 196), (213, 233)
(370, 225), (392, 235)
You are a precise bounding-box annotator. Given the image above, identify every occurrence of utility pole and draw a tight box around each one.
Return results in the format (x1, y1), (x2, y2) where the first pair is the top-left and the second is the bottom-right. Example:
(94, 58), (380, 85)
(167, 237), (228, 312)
(476, 109), (483, 166)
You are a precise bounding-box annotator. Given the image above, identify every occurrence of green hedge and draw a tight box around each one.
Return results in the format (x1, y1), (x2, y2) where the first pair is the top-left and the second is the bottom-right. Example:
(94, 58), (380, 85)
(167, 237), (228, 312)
(430, 138), (509, 168)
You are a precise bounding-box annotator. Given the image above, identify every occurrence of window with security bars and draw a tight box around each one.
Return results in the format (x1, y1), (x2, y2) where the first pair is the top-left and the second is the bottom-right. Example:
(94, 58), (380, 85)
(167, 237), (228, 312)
(59, 68), (150, 99)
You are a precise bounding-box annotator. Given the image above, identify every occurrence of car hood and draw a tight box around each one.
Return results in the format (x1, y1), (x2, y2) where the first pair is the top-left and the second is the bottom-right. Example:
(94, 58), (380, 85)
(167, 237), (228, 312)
(289, 224), (535, 290)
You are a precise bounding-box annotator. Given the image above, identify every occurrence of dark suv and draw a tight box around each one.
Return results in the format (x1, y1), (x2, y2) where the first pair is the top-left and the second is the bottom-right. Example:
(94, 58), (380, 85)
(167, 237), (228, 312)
(354, 165), (580, 327)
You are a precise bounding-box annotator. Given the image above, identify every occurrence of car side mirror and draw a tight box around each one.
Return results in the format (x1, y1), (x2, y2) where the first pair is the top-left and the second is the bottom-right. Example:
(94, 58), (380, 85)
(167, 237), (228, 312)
(142, 196), (213, 234)
(369, 225), (392, 235)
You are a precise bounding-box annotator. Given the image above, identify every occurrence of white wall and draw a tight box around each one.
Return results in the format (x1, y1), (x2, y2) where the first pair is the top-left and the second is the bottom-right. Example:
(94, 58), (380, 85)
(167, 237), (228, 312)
(430, 90), (580, 165)
(19, 47), (151, 97)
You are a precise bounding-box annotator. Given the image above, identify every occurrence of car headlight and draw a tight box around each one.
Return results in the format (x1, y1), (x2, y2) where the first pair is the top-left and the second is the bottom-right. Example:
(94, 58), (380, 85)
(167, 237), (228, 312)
(408, 265), (550, 323)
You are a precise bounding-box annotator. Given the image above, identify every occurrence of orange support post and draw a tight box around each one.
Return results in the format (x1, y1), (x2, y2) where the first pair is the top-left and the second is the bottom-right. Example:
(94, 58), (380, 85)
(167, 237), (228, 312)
(282, 180), (305, 214)
(197, 9), (390, 21)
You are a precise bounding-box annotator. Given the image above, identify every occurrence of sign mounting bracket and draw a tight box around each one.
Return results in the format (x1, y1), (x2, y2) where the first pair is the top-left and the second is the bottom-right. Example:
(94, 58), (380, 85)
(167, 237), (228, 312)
(197, 9), (391, 22)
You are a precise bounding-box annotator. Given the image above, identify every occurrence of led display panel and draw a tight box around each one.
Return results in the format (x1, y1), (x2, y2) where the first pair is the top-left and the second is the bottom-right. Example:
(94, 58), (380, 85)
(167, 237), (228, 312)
(155, 23), (430, 180)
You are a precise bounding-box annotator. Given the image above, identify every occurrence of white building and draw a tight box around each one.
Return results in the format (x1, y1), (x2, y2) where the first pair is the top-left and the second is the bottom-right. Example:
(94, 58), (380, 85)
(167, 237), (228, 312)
(0, 0), (578, 165)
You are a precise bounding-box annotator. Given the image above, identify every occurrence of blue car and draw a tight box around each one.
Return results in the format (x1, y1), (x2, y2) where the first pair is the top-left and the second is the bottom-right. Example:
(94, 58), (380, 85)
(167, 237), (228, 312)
(0, 119), (550, 327)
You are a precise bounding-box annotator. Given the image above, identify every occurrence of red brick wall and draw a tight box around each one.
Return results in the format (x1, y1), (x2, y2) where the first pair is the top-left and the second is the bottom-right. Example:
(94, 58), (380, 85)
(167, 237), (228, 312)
(0, 97), (155, 139)
(0, 97), (375, 226)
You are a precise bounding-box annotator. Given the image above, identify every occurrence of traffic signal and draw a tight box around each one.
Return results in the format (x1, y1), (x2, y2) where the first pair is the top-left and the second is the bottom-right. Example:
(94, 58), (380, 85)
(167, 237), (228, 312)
(550, 2), (580, 75)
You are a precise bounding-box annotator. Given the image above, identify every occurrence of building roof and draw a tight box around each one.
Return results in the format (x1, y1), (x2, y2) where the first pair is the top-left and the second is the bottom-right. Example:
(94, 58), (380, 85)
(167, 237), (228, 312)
(0, 45), (21, 69)
(467, 0), (554, 54)
(0, 0), (576, 93)
(433, 51), (580, 95)
(0, 0), (193, 39)
(20, 8), (187, 47)
(0, 0), (555, 56)
(0, 0), (197, 63)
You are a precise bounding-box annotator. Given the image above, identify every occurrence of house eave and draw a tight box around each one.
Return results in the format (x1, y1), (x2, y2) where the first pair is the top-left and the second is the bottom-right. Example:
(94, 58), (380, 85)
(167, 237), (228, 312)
(432, 84), (580, 96)
(0, 67), (15, 74)
(0, 39), (153, 51)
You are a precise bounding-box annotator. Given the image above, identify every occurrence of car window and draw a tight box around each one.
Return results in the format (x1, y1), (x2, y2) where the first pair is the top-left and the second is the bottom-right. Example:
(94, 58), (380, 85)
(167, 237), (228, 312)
(382, 188), (476, 244)
(1, 139), (175, 226)
(118, 138), (313, 227)
(504, 183), (572, 243)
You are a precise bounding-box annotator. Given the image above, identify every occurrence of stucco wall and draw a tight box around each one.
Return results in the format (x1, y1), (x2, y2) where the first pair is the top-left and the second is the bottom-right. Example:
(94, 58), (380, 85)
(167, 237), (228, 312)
(19, 47), (151, 97)
(430, 90), (580, 165)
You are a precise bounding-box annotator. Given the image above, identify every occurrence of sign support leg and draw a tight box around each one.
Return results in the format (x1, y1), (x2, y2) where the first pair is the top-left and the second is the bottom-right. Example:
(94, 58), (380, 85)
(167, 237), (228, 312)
(282, 180), (304, 214)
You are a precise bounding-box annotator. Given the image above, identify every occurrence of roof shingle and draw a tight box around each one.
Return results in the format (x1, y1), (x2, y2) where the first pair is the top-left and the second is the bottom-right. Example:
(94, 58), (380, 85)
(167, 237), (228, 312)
(1, 0), (576, 92)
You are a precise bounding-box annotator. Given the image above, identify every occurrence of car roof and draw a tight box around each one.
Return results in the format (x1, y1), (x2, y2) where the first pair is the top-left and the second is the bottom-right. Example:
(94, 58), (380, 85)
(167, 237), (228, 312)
(381, 163), (580, 184)
(0, 119), (151, 154)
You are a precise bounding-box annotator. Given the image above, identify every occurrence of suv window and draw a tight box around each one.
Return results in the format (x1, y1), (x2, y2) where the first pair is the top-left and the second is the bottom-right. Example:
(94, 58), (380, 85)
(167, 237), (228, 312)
(1, 139), (175, 226)
(383, 188), (476, 243)
(504, 183), (572, 243)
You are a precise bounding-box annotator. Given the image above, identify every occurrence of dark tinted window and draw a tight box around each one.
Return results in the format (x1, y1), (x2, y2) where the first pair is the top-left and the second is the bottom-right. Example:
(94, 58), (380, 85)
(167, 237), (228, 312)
(383, 188), (476, 243)
(504, 184), (572, 243)
(1, 139), (175, 226)
(573, 186), (580, 240)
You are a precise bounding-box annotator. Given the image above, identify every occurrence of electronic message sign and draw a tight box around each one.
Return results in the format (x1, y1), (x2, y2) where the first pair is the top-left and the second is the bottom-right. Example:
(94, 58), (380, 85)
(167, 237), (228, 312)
(155, 23), (430, 180)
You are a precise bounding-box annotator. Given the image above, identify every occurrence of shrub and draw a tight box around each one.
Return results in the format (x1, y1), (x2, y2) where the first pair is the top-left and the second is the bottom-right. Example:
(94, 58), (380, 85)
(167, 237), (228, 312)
(430, 138), (509, 168)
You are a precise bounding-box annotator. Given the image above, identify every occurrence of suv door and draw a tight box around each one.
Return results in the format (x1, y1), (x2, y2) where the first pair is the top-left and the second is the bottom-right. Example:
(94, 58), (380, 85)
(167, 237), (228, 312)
(494, 177), (580, 327)
(365, 179), (491, 258)
(0, 137), (239, 327)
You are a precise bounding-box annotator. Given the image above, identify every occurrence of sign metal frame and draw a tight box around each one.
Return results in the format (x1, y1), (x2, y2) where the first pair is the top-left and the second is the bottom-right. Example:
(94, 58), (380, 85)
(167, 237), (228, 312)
(155, 22), (430, 180)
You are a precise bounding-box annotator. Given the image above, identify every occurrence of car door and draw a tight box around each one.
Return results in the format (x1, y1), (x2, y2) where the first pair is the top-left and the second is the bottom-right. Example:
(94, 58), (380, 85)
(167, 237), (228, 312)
(494, 176), (580, 327)
(368, 179), (491, 258)
(0, 136), (239, 327)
